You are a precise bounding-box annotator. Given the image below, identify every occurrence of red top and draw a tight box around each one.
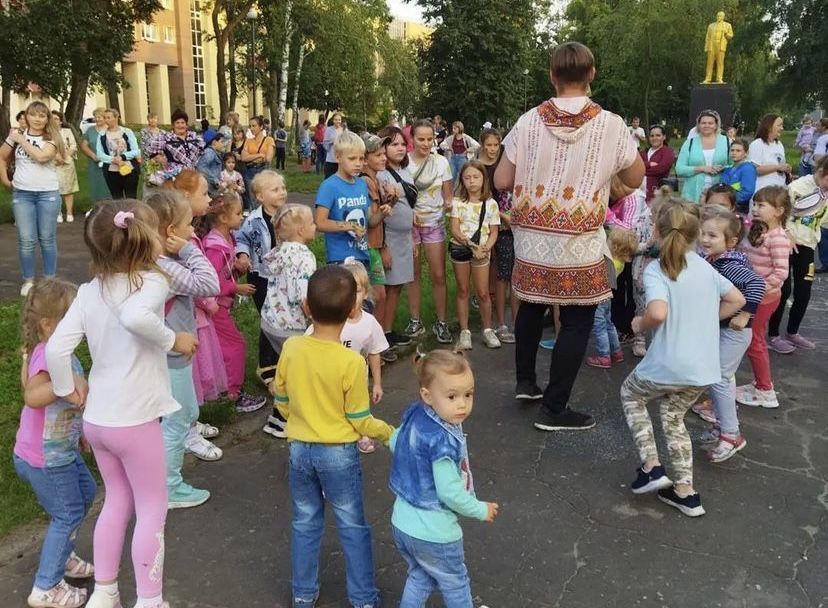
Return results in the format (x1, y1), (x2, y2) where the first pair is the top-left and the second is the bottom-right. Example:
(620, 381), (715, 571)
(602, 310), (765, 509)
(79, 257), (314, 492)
(640, 146), (676, 200)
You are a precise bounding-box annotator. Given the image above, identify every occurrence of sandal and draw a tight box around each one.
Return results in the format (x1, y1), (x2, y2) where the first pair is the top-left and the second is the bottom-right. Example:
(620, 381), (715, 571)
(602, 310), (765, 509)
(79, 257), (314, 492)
(28, 580), (87, 608)
(709, 433), (746, 463)
(185, 434), (223, 461)
(64, 551), (94, 578)
(196, 421), (220, 439)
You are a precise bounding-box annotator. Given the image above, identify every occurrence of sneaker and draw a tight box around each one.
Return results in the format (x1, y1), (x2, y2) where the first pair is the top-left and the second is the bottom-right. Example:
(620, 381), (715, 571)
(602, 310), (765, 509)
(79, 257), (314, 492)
(386, 330), (412, 347)
(611, 350), (624, 363)
(262, 415), (287, 438)
(28, 580), (87, 608)
(236, 392), (267, 413)
(66, 214), (74, 223)
(196, 421), (219, 439)
(515, 382), (543, 400)
(185, 434), (223, 461)
(736, 385), (779, 409)
(691, 399), (717, 423)
(456, 329), (473, 350)
(586, 354), (611, 369)
(380, 348), (398, 363)
(168, 483), (210, 509)
(433, 320), (452, 344)
(482, 328), (501, 349)
(56, 214), (64, 224)
(657, 487), (706, 517)
(786, 333), (815, 350)
(768, 335), (795, 354)
(534, 408), (596, 431)
(404, 318), (426, 338)
(539, 337), (556, 350)
(494, 325), (516, 343)
(83, 589), (122, 608)
(630, 465), (673, 494)
(256, 365), (277, 386)
(20, 280), (34, 297)
(632, 336), (647, 358)
(709, 433), (747, 463)
(618, 332), (635, 345)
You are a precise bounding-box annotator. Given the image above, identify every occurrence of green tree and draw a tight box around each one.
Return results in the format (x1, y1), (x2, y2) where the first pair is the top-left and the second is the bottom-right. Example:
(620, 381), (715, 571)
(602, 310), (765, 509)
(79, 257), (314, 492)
(775, 0), (827, 109)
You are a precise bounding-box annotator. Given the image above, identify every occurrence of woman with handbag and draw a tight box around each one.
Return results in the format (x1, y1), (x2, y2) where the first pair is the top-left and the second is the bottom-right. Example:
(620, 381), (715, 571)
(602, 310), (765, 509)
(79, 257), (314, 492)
(676, 110), (729, 204)
(241, 116), (275, 211)
(95, 108), (141, 199)
(640, 125), (676, 200)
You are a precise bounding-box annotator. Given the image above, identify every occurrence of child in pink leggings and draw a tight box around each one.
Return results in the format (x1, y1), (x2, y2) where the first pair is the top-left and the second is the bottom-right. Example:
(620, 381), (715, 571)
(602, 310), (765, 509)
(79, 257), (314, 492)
(46, 200), (199, 608)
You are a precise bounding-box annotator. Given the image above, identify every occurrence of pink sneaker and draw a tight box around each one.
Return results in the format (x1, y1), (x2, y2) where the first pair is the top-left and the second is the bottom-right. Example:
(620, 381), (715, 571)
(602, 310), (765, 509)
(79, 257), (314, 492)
(586, 355), (611, 369)
(785, 333), (815, 350)
(768, 336), (795, 354)
(691, 399), (717, 424)
(611, 350), (624, 363)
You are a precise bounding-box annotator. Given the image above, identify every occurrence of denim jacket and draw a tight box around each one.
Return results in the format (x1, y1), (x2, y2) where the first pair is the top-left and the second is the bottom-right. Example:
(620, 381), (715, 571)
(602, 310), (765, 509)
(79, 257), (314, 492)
(234, 206), (273, 278)
(389, 402), (475, 511)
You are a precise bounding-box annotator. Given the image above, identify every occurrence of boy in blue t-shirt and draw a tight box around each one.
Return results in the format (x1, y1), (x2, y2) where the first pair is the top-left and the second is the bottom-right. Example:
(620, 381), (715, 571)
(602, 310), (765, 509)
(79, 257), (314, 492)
(315, 131), (371, 264)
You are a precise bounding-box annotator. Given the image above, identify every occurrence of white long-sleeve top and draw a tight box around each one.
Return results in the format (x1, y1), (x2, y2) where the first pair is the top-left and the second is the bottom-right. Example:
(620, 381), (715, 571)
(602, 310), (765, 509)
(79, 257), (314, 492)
(46, 272), (181, 427)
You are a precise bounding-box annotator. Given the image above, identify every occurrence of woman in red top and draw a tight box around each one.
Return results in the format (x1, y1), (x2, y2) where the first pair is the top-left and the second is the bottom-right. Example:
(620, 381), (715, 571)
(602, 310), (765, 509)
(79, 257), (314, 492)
(640, 125), (676, 200)
(313, 116), (327, 174)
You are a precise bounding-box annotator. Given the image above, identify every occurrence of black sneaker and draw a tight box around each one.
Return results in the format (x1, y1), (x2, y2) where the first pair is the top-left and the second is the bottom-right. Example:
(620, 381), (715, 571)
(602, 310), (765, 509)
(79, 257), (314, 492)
(533, 408), (595, 431)
(432, 321), (453, 344)
(386, 331), (412, 347)
(515, 382), (543, 400)
(380, 348), (398, 363)
(657, 487), (706, 517)
(630, 465), (673, 494)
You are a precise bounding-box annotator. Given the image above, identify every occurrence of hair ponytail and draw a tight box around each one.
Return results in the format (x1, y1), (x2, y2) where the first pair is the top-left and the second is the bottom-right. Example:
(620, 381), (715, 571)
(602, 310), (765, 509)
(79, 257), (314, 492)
(655, 199), (700, 281)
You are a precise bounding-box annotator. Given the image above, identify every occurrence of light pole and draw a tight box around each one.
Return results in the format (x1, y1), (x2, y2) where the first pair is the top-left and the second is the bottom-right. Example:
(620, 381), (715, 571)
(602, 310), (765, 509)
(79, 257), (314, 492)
(522, 68), (530, 112)
(247, 7), (258, 119)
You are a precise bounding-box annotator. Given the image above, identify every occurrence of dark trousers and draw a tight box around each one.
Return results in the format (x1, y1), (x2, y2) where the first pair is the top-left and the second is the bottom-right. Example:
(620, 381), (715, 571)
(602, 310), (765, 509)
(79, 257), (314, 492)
(250, 272), (278, 379)
(315, 146), (326, 173)
(769, 246), (814, 337)
(275, 147), (286, 170)
(611, 262), (635, 336)
(324, 161), (339, 178)
(818, 228), (828, 269)
(515, 301), (598, 413)
(103, 168), (139, 199)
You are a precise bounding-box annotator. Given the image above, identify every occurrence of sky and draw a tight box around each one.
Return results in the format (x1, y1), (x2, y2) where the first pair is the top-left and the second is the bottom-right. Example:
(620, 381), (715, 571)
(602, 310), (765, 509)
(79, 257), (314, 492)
(386, 0), (424, 23)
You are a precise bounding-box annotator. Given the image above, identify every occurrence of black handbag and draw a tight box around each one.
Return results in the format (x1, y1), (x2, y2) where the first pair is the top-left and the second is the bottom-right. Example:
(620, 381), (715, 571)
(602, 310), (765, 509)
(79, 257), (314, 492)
(387, 167), (418, 208)
(448, 200), (487, 262)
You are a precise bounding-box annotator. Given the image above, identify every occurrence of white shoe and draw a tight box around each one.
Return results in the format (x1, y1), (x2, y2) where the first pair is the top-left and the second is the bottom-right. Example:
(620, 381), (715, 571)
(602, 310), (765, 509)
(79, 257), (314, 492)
(196, 420), (220, 438)
(84, 590), (122, 608)
(735, 384), (779, 409)
(482, 328), (501, 349)
(20, 281), (34, 297)
(66, 214), (74, 223)
(456, 329), (472, 351)
(56, 214), (64, 223)
(185, 434), (223, 461)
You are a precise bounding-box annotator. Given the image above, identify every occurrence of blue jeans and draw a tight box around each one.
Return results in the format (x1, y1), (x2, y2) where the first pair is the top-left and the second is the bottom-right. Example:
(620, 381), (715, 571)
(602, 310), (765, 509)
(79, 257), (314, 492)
(243, 164), (267, 212)
(13, 453), (97, 589)
(709, 327), (752, 435)
(12, 189), (60, 280)
(162, 365), (200, 490)
(449, 154), (466, 185)
(591, 300), (620, 357)
(315, 146), (326, 174)
(392, 526), (472, 608)
(289, 442), (378, 608)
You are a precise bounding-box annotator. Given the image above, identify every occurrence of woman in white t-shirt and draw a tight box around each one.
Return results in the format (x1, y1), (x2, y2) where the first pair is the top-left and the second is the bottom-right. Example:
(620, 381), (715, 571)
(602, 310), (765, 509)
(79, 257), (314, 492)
(0, 101), (64, 297)
(51, 110), (79, 224)
(749, 114), (791, 192)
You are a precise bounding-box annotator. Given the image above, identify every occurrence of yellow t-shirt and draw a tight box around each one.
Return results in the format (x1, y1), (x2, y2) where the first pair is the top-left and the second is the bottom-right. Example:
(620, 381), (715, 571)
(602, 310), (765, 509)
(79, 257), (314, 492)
(274, 335), (393, 444)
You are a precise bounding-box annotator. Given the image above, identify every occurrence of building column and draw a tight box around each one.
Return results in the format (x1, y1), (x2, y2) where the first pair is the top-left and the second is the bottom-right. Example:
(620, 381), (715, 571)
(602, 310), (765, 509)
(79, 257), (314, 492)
(148, 64), (172, 124)
(122, 61), (148, 125)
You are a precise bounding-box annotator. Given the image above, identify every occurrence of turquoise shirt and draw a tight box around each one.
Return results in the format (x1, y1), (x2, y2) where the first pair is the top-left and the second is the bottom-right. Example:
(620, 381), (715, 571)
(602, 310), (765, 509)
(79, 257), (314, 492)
(676, 134), (730, 203)
(389, 428), (488, 543)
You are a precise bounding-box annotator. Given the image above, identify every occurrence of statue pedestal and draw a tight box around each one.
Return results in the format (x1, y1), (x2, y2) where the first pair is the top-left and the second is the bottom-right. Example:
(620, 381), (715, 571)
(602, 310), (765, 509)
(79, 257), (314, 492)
(688, 84), (734, 132)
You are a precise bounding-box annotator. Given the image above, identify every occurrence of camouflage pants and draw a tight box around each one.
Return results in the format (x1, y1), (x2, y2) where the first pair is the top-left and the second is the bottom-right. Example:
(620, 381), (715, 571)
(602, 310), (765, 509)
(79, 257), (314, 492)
(620, 372), (704, 486)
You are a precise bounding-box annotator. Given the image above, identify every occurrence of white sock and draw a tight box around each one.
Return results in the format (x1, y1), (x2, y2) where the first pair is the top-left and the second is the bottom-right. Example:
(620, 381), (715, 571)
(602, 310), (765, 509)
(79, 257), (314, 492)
(95, 582), (119, 596)
(136, 594), (163, 607)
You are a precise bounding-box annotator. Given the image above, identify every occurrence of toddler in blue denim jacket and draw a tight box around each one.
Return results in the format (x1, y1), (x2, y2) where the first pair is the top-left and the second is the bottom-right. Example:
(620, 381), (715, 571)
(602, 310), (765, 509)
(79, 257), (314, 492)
(389, 350), (498, 608)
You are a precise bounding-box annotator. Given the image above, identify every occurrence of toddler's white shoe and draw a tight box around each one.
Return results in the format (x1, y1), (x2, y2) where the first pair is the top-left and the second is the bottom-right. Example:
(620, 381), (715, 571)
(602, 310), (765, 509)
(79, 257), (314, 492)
(85, 590), (123, 608)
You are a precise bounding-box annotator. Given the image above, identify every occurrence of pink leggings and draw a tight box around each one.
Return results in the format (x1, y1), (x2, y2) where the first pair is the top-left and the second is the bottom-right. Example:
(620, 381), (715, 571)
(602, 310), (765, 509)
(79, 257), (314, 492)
(212, 305), (246, 394)
(83, 420), (167, 600)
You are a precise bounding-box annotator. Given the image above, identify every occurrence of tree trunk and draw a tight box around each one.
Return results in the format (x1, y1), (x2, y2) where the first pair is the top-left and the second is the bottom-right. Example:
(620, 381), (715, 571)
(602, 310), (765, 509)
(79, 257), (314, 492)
(289, 41), (308, 150)
(267, 66), (279, 122)
(228, 30), (237, 111)
(276, 0), (293, 121)
(106, 83), (120, 115)
(65, 68), (90, 128)
(0, 86), (11, 139)
(213, 1), (229, 120)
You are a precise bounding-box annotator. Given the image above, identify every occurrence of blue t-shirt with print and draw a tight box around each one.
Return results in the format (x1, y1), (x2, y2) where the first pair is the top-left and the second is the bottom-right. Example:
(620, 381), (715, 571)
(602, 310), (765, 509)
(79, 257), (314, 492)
(315, 174), (370, 262)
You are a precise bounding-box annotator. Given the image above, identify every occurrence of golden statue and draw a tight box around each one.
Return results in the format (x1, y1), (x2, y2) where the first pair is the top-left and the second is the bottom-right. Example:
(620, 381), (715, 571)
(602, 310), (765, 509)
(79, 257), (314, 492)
(702, 11), (734, 84)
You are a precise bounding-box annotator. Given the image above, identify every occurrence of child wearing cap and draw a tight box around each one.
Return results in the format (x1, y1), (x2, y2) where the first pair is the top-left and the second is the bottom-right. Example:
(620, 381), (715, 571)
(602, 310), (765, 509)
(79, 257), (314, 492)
(196, 130), (227, 197)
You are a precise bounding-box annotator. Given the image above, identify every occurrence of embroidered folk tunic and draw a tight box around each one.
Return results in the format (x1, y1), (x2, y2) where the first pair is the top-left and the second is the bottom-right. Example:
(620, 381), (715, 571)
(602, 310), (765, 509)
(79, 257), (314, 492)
(503, 98), (638, 305)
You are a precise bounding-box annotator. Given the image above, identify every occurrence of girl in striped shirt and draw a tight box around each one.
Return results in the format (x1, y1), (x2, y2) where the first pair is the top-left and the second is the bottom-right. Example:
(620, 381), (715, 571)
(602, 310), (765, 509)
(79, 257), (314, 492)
(699, 206), (766, 462)
(736, 186), (792, 409)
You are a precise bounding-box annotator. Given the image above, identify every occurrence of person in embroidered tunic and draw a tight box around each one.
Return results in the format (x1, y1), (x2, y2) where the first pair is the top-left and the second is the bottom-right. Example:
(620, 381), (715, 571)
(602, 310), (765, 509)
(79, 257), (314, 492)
(495, 41), (644, 431)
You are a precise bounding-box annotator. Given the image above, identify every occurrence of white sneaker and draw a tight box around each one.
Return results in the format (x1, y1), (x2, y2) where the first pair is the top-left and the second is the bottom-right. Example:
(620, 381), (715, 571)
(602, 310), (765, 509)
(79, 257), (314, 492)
(20, 280), (34, 297)
(482, 328), (501, 349)
(456, 329), (472, 351)
(56, 214), (64, 224)
(736, 384), (779, 408)
(185, 434), (223, 461)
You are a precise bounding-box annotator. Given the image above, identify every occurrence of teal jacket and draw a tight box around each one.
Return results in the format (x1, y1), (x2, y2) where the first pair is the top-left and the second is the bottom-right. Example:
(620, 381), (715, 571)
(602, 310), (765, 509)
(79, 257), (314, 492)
(676, 134), (730, 203)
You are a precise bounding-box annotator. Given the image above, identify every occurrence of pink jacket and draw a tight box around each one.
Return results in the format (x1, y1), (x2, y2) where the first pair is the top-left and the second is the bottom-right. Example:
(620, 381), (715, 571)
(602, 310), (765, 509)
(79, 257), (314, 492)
(742, 226), (790, 302)
(203, 229), (239, 307)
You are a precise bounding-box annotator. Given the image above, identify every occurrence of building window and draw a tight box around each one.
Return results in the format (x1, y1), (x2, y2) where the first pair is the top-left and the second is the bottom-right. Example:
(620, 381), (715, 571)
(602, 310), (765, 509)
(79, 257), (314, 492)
(141, 23), (158, 41)
(190, 0), (206, 120)
(164, 26), (175, 43)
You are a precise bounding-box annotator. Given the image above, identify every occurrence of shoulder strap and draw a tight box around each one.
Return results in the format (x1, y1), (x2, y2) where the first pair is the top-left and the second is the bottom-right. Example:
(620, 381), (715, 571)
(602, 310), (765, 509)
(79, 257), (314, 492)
(470, 199), (488, 244)
(412, 154), (431, 184)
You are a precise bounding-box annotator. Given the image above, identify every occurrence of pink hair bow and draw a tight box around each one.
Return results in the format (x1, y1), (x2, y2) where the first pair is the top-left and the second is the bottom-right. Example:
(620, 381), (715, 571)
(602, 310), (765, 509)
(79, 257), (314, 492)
(113, 211), (134, 229)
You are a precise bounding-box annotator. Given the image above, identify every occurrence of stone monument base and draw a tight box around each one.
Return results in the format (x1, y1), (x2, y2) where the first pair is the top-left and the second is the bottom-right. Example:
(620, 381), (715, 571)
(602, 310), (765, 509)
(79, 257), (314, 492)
(688, 84), (734, 132)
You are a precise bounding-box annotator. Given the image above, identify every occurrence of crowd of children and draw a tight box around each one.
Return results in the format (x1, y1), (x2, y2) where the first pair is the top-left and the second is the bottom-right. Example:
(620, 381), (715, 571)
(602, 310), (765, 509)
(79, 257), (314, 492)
(10, 118), (827, 608)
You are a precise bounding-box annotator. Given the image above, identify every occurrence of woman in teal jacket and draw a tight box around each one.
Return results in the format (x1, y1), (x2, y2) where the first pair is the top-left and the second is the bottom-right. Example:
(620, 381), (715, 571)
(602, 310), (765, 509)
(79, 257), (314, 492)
(676, 110), (730, 203)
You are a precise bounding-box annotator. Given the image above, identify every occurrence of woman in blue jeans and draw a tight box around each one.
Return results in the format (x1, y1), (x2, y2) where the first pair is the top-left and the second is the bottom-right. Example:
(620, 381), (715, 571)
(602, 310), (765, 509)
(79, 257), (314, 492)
(0, 101), (64, 296)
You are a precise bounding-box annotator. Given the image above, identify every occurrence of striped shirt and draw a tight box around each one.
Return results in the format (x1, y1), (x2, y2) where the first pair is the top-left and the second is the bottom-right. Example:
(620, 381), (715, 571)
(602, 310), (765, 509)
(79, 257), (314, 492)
(708, 251), (766, 327)
(741, 226), (790, 302)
